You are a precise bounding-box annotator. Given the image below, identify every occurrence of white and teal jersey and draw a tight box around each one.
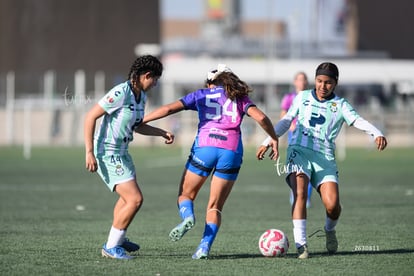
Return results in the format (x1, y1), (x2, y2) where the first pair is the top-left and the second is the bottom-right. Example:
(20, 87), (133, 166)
(286, 89), (359, 158)
(95, 81), (146, 156)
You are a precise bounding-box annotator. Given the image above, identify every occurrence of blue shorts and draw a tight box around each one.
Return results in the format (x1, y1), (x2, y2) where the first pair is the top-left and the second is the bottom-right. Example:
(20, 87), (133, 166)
(96, 153), (136, 191)
(185, 145), (242, 181)
(285, 146), (338, 189)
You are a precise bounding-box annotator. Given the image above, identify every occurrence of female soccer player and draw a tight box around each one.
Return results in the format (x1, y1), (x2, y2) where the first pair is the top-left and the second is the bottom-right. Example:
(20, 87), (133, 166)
(257, 62), (387, 259)
(143, 64), (279, 259)
(84, 55), (174, 259)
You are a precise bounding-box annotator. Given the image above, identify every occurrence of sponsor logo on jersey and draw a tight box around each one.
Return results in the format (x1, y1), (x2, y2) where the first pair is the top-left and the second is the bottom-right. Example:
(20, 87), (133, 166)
(106, 96), (114, 103)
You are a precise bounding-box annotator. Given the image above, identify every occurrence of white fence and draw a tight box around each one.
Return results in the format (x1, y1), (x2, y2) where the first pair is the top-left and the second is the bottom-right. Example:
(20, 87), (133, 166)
(1, 67), (414, 160)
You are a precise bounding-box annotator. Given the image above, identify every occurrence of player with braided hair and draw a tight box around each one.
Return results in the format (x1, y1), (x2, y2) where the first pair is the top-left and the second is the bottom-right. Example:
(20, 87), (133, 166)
(127, 54), (163, 81)
(143, 64), (279, 259)
(84, 55), (174, 259)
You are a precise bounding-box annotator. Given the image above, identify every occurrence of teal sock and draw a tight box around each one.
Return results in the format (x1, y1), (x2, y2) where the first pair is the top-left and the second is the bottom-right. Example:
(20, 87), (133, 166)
(200, 223), (219, 248)
(178, 199), (194, 220)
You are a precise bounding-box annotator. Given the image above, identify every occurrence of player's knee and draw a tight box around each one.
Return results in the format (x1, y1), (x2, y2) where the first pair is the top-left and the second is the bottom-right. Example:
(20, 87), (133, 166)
(129, 194), (143, 209)
(326, 203), (341, 219)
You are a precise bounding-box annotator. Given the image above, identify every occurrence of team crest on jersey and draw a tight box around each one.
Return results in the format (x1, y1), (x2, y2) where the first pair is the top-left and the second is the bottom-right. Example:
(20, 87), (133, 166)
(330, 102), (338, 113)
(115, 165), (124, 176)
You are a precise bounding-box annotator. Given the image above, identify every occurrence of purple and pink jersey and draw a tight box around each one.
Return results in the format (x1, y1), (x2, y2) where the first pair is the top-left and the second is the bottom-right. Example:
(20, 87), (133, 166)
(180, 86), (255, 152)
(280, 92), (297, 129)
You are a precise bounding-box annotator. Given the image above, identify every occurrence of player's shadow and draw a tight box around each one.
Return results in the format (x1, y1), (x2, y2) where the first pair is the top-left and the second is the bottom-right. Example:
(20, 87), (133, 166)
(212, 248), (414, 259)
(310, 248), (414, 257)
(209, 253), (266, 259)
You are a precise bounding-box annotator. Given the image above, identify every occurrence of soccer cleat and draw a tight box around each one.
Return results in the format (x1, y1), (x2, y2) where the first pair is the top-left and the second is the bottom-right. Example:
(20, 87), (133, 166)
(325, 229), (338, 254)
(101, 244), (135, 260)
(297, 244), (309, 259)
(192, 242), (210, 259)
(169, 216), (195, 242)
(121, 238), (140, 252)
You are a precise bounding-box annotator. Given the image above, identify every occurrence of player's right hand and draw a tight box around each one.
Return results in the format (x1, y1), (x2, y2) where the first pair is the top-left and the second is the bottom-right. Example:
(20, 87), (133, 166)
(85, 152), (98, 172)
(268, 139), (279, 161)
(256, 145), (269, 160)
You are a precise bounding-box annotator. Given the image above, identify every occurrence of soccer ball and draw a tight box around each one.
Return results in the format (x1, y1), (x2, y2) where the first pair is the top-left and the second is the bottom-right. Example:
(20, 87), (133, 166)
(258, 229), (289, 257)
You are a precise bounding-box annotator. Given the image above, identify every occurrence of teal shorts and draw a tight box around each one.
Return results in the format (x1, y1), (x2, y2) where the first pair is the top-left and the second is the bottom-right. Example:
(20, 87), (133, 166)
(285, 146), (338, 189)
(96, 153), (136, 191)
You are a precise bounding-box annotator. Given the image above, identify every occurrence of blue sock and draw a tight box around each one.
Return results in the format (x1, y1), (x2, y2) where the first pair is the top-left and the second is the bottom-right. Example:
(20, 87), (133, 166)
(200, 223), (219, 248)
(178, 199), (194, 220)
(307, 183), (312, 200)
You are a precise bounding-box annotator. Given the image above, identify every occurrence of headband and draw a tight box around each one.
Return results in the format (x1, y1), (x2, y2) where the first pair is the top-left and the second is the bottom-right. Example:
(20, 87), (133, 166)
(207, 64), (232, 81)
(316, 68), (338, 81)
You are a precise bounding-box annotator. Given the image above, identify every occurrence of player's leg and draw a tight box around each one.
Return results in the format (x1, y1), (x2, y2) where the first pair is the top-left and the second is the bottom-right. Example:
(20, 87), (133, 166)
(318, 181), (341, 253)
(113, 180), (143, 229)
(169, 145), (214, 242)
(96, 153), (139, 259)
(169, 169), (208, 241)
(112, 190), (141, 252)
(192, 148), (241, 259)
(102, 179), (142, 259)
(290, 172), (310, 259)
(192, 176), (236, 259)
(285, 146), (314, 258)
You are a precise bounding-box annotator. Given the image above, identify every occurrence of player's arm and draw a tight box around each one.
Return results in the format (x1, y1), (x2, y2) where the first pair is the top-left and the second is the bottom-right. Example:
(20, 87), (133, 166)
(84, 104), (106, 172)
(134, 123), (174, 144)
(352, 117), (387, 151)
(256, 113), (293, 160)
(247, 106), (279, 161)
(143, 100), (185, 124)
(343, 100), (387, 151)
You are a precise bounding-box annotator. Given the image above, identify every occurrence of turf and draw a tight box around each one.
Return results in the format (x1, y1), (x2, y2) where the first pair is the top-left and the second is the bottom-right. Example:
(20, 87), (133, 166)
(0, 146), (413, 275)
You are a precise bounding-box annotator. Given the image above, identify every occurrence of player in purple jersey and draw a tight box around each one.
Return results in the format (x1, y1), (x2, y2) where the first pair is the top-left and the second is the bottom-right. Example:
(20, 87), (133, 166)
(280, 72), (313, 207)
(143, 64), (279, 259)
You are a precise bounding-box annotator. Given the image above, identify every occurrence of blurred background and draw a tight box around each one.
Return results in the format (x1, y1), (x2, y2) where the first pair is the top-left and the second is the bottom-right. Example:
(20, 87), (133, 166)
(0, 0), (413, 156)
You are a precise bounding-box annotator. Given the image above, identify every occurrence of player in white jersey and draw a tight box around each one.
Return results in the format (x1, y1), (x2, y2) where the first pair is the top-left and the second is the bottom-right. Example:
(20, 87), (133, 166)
(257, 62), (387, 259)
(84, 55), (174, 259)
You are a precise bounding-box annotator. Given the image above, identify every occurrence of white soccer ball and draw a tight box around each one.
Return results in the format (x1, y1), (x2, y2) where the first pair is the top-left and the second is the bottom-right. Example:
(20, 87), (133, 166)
(258, 229), (289, 257)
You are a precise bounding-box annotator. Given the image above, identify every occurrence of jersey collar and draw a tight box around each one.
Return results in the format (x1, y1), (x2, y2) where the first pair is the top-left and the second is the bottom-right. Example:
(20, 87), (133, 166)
(311, 88), (336, 102)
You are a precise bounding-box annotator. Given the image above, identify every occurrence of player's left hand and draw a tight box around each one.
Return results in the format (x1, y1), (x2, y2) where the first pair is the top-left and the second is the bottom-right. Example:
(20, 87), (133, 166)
(375, 136), (387, 151)
(164, 132), (175, 144)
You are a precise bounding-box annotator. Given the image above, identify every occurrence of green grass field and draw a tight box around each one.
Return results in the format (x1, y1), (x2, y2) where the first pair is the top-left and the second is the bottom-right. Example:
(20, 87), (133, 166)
(0, 146), (413, 275)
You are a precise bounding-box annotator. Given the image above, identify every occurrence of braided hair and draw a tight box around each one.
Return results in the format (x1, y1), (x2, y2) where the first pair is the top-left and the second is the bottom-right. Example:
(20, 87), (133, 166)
(127, 55), (163, 80)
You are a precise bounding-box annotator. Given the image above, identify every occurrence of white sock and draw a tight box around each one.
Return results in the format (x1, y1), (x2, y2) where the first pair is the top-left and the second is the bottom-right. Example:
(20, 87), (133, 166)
(106, 226), (126, 249)
(325, 217), (338, 232)
(293, 219), (307, 248)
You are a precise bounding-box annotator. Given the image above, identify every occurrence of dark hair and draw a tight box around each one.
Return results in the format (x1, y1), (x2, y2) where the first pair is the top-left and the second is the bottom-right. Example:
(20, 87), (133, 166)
(315, 62), (339, 82)
(127, 55), (163, 80)
(209, 71), (252, 101)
